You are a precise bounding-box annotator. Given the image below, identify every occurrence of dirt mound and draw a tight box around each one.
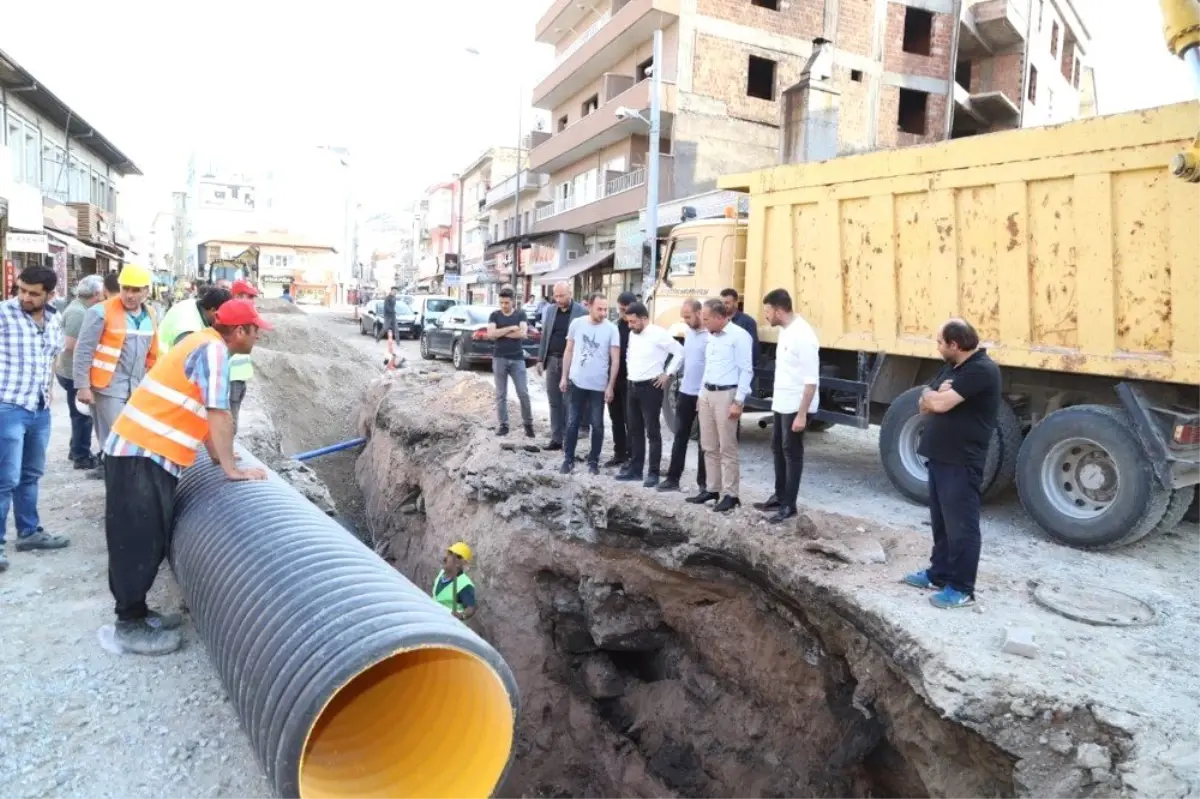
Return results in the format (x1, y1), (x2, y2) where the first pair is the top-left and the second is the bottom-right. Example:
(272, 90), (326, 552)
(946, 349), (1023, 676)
(257, 298), (303, 314)
(353, 369), (1173, 798)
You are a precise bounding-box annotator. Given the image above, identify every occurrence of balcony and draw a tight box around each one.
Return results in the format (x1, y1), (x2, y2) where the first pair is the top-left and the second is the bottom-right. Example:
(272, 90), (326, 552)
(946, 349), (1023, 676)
(483, 170), (550, 210)
(953, 82), (1020, 130)
(529, 79), (676, 174)
(531, 0), (680, 111)
(531, 154), (673, 235)
(958, 0), (1028, 56)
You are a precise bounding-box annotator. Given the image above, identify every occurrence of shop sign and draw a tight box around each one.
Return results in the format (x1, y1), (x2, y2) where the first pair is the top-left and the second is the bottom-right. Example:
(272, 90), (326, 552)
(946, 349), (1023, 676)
(5, 231), (48, 254)
(42, 198), (78, 233)
(614, 219), (642, 271)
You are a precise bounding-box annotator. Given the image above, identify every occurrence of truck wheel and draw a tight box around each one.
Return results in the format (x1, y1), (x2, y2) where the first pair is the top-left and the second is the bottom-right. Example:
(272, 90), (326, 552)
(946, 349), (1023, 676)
(880, 387), (1017, 505)
(1154, 488), (1198, 534)
(662, 382), (699, 440)
(1186, 489), (1200, 523)
(879, 387), (933, 504)
(1015, 405), (1171, 550)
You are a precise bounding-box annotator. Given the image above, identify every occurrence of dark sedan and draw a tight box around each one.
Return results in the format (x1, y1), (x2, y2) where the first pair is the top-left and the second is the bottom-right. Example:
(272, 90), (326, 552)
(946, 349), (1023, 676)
(419, 304), (540, 370)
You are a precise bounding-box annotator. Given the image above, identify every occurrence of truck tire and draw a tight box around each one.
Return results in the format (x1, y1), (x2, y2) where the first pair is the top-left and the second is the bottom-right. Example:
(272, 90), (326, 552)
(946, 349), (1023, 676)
(1186, 489), (1200, 523)
(662, 381), (699, 440)
(1155, 488), (1197, 534)
(878, 387), (1014, 505)
(1015, 405), (1171, 550)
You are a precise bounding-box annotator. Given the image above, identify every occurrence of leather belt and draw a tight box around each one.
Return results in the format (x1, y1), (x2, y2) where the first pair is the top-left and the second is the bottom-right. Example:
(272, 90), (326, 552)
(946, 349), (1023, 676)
(703, 383), (736, 391)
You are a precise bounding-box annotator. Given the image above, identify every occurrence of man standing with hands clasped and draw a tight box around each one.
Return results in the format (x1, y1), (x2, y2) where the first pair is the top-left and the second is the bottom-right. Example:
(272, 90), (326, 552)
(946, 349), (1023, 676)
(487, 287), (535, 438)
(755, 289), (820, 523)
(902, 318), (1000, 610)
(617, 302), (682, 488)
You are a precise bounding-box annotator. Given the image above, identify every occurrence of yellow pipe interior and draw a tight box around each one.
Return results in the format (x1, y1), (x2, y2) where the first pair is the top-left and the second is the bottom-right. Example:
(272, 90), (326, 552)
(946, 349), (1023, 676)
(299, 646), (515, 799)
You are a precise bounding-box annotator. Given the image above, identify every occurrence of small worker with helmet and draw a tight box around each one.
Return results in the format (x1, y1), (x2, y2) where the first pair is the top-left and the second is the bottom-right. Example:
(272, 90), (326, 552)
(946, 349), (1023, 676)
(227, 279), (259, 428)
(73, 264), (160, 471)
(432, 542), (477, 621)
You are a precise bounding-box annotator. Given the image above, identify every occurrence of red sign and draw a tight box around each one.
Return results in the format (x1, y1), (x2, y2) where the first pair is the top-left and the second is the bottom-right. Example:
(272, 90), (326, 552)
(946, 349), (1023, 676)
(3, 260), (14, 295)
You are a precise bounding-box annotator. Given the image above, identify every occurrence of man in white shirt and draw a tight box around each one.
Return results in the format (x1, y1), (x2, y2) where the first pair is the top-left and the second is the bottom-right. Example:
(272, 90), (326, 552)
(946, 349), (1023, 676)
(687, 298), (754, 513)
(617, 302), (683, 487)
(755, 288), (820, 523)
(659, 299), (708, 493)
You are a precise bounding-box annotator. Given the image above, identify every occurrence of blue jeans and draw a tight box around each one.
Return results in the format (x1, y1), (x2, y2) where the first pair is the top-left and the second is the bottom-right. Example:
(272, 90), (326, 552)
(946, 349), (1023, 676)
(926, 460), (983, 596)
(56, 375), (94, 463)
(0, 403), (52, 544)
(564, 384), (606, 467)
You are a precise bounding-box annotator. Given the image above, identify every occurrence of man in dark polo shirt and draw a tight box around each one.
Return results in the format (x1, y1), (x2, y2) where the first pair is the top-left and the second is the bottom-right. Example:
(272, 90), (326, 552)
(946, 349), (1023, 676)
(902, 318), (1000, 609)
(537, 282), (586, 450)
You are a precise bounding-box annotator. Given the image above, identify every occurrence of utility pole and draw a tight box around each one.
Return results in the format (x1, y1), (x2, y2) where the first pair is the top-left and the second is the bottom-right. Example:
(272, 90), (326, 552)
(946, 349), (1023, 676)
(643, 29), (663, 299)
(454, 172), (464, 300)
(171, 191), (189, 280)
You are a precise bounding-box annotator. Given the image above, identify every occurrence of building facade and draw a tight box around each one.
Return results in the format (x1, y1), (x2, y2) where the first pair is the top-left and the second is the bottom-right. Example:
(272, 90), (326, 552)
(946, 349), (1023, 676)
(523, 0), (1094, 304)
(198, 232), (338, 304)
(0, 48), (141, 297)
(414, 181), (457, 294)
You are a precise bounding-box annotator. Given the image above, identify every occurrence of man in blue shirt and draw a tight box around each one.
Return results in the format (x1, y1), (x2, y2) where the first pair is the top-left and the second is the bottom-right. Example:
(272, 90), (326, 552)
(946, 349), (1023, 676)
(659, 299), (708, 493)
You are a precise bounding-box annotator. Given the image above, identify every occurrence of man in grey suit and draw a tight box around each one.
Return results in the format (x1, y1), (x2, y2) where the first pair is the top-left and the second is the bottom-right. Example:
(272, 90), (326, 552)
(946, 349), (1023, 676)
(537, 281), (587, 450)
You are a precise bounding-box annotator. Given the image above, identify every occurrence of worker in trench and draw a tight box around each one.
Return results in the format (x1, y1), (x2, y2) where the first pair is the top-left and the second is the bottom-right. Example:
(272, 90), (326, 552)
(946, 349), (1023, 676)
(102, 299), (269, 656)
(432, 542), (477, 621)
(72, 264), (160, 480)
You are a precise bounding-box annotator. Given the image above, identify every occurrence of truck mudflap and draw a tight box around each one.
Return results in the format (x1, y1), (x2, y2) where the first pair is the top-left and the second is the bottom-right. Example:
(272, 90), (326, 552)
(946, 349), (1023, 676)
(1115, 382), (1200, 491)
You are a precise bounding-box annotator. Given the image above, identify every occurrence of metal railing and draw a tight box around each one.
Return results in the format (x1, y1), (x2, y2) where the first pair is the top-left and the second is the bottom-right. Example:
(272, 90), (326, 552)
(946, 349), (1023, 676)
(533, 167), (647, 223)
(554, 11), (611, 66)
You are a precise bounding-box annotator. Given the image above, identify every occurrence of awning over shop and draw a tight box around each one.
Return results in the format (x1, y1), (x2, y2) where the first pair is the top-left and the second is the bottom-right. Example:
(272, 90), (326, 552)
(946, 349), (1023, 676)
(535, 250), (614, 286)
(46, 229), (96, 259)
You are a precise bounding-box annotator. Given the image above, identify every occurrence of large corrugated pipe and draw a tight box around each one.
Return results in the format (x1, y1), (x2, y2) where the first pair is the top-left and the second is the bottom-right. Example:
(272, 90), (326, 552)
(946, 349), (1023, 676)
(170, 449), (518, 798)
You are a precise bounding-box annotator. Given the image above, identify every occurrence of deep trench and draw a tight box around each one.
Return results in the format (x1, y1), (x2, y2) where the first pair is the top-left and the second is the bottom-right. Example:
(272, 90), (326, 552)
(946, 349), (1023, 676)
(329, 430), (1022, 799)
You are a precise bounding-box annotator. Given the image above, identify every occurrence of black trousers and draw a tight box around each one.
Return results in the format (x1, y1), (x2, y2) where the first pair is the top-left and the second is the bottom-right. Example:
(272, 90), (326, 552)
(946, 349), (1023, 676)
(627, 380), (665, 476)
(926, 460), (983, 596)
(771, 412), (806, 508)
(608, 377), (629, 459)
(666, 392), (706, 489)
(105, 455), (178, 621)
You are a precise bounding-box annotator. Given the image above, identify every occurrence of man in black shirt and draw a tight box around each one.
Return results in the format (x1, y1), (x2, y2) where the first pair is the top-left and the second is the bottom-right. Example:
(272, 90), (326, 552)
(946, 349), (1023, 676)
(720, 288), (759, 367)
(382, 287), (398, 340)
(537, 281), (586, 450)
(606, 291), (636, 467)
(488, 287), (535, 438)
(902, 318), (1001, 609)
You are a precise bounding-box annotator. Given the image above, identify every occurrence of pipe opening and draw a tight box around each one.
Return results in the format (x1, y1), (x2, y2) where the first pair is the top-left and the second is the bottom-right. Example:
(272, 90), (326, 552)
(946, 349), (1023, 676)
(299, 646), (514, 799)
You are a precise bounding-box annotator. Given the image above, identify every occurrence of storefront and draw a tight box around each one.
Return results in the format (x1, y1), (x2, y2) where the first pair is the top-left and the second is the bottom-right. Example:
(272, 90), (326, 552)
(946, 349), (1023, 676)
(536, 250), (616, 309)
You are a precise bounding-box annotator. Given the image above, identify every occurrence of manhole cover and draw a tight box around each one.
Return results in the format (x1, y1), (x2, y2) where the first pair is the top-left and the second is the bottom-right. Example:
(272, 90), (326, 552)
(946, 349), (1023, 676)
(1030, 582), (1157, 627)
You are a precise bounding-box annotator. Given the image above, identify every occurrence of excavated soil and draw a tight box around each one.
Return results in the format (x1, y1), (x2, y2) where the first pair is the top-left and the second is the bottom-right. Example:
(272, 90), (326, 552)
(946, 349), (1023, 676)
(351, 366), (1169, 799)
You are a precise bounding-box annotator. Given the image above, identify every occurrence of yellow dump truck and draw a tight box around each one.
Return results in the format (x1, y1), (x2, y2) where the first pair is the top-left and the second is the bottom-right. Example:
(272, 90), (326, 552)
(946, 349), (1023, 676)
(650, 101), (1199, 550)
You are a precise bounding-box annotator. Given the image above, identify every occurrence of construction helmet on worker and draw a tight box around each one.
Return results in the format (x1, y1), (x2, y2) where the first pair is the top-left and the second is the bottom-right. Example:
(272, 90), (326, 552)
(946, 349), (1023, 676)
(432, 541), (476, 621)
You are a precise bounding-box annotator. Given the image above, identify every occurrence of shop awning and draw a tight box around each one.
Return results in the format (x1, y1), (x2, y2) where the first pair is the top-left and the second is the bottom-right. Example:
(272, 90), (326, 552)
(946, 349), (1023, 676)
(46, 229), (96, 259)
(535, 250), (614, 286)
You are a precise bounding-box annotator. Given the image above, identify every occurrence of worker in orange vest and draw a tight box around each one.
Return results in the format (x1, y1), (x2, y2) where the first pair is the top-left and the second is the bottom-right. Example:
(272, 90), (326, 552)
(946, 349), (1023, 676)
(102, 299), (269, 656)
(73, 264), (159, 475)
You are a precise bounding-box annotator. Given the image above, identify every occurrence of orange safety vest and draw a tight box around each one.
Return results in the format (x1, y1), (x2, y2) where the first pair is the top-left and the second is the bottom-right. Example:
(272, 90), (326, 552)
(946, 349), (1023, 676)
(90, 297), (159, 390)
(110, 328), (223, 468)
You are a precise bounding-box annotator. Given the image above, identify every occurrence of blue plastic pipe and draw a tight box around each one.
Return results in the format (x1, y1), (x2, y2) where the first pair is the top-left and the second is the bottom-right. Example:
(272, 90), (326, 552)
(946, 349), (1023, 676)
(291, 437), (367, 462)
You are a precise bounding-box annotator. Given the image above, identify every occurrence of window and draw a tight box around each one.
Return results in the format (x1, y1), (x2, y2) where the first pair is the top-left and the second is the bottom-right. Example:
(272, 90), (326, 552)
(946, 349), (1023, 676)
(6, 117), (22, 182)
(1027, 65), (1038, 103)
(751, 0), (779, 8)
(747, 55), (776, 100)
(557, 115), (568, 132)
(955, 60), (971, 89)
(636, 57), (654, 82)
(1072, 59), (1081, 89)
(897, 88), (928, 135)
(42, 143), (65, 198)
(902, 8), (934, 56)
(581, 94), (599, 116)
(1036, 0), (1043, 30)
(24, 129), (39, 187)
(667, 237), (698, 277)
(850, 69), (864, 82)
(1050, 21), (1059, 57)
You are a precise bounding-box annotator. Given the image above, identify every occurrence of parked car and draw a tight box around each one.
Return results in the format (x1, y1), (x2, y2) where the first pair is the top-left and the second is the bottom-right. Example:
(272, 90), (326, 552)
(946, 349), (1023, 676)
(399, 294), (457, 337)
(359, 299), (417, 340)
(419, 304), (540, 370)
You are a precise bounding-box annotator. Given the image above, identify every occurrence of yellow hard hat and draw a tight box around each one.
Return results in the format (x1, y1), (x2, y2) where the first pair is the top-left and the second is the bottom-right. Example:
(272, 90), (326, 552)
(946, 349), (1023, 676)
(447, 541), (473, 562)
(117, 263), (152, 288)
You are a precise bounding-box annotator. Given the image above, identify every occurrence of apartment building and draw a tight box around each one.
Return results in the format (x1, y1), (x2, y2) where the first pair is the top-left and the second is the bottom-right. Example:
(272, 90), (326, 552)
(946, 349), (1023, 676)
(414, 181), (458, 293)
(524, 0), (1093, 301)
(0, 48), (141, 296)
(456, 147), (521, 304)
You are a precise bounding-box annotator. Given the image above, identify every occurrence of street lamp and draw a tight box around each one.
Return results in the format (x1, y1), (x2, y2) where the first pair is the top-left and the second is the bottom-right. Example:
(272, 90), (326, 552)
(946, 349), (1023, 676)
(612, 28), (662, 299)
(463, 47), (526, 294)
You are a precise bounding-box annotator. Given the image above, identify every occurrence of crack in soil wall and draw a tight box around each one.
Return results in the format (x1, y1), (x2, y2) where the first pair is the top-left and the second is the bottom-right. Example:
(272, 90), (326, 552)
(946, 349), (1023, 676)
(350, 370), (1141, 799)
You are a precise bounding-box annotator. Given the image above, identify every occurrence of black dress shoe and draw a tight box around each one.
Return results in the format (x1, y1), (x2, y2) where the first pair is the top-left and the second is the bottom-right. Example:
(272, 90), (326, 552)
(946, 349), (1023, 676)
(656, 478), (680, 492)
(713, 495), (741, 513)
(767, 506), (798, 524)
(753, 495), (781, 511)
(587, 463), (600, 475)
(604, 455), (629, 468)
(524, 424), (535, 438)
(496, 425), (509, 437)
(546, 441), (563, 451)
(615, 470), (643, 482)
(686, 490), (720, 504)
(559, 460), (573, 474)
(642, 474), (660, 488)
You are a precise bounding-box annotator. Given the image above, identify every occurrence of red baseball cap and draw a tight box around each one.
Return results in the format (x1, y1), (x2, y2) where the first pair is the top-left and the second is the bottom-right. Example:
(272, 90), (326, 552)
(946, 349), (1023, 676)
(230, 279), (259, 297)
(214, 299), (272, 330)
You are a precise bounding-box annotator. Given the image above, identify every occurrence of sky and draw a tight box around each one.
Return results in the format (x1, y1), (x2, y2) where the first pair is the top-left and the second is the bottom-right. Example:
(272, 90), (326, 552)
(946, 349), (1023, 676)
(1, 0), (1192, 244)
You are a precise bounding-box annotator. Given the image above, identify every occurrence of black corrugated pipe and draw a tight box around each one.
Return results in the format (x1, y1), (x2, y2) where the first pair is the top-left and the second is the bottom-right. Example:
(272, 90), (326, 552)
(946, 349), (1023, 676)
(170, 449), (519, 798)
